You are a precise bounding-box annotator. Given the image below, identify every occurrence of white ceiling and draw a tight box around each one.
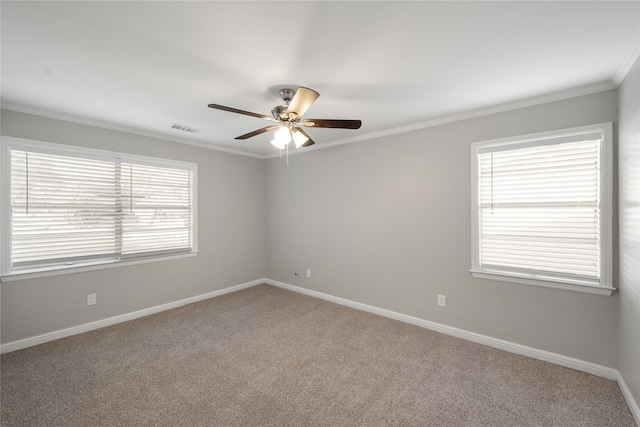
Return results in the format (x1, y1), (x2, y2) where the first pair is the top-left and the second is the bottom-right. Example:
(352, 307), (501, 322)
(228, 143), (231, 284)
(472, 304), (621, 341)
(2, 1), (639, 157)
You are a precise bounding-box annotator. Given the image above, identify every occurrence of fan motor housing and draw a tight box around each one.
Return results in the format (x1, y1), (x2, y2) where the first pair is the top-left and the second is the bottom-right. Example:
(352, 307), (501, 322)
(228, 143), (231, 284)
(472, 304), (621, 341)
(271, 105), (290, 121)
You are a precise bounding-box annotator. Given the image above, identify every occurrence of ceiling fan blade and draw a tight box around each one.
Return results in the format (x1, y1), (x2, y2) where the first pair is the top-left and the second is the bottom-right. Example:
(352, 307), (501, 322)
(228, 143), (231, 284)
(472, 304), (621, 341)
(295, 128), (315, 147)
(285, 87), (319, 119)
(300, 119), (362, 129)
(235, 125), (279, 140)
(208, 104), (277, 122)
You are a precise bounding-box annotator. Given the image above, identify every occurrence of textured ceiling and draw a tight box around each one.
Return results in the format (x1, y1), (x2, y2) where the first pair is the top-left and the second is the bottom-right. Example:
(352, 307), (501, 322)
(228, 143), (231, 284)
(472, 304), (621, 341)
(2, 1), (639, 157)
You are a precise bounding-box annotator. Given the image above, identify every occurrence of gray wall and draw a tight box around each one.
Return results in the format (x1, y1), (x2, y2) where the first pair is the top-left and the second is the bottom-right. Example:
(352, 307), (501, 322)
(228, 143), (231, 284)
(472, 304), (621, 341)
(0, 109), (267, 344)
(266, 90), (620, 367)
(618, 57), (640, 409)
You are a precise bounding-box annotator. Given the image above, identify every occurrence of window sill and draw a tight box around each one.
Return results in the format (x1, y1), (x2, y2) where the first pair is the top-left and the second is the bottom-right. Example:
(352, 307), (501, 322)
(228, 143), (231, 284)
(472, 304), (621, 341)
(0, 252), (198, 283)
(470, 269), (615, 296)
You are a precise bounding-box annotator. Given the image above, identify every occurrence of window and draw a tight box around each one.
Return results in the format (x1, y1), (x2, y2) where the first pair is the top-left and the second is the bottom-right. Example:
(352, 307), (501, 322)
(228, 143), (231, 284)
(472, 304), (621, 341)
(1, 137), (197, 280)
(470, 123), (613, 295)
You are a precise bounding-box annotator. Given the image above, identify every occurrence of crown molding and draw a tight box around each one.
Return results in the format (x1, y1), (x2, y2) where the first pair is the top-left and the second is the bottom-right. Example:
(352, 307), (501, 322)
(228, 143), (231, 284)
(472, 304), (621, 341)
(3, 79), (617, 162)
(0, 102), (265, 159)
(613, 33), (640, 86)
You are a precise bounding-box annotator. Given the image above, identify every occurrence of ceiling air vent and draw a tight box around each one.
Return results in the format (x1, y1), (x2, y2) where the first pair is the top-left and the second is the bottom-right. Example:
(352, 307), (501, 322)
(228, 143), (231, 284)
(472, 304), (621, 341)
(171, 123), (201, 134)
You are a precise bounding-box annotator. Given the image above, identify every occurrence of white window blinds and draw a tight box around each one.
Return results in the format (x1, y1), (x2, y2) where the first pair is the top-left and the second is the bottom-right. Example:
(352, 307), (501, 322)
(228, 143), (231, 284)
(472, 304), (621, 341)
(3, 139), (197, 274)
(11, 150), (119, 265)
(120, 162), (194, 256)
(471, 124), (613, 293)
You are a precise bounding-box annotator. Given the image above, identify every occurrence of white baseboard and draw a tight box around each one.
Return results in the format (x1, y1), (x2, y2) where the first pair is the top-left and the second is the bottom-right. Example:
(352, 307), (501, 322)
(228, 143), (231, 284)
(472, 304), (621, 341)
(0, 278), (265, 354)
(265, 279), (619, 381)
(618, 371), (640, 426)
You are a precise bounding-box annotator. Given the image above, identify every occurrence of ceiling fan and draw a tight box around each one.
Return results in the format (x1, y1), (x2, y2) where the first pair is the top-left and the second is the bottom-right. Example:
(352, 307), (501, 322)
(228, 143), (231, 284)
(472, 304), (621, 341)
(208, 87), (362, 149)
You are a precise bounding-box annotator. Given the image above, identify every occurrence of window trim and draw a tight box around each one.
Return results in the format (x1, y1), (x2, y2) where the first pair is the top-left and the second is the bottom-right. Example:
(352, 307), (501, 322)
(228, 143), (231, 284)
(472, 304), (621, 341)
(0, 136), (198, 282)
(470, 123), (614, 296)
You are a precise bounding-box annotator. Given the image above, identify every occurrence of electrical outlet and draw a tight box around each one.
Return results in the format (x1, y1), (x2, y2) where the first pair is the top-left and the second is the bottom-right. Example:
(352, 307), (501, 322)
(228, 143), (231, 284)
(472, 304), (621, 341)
(87, 293), (96, 306)
(306, 269), (311, 278)
(437, 294), (446, 307)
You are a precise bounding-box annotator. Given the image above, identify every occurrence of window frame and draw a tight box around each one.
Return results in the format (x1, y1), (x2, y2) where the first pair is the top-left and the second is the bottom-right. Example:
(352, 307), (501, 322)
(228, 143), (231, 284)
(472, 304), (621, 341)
(470, 123), (614, 296)
(0, 136), (198, 282)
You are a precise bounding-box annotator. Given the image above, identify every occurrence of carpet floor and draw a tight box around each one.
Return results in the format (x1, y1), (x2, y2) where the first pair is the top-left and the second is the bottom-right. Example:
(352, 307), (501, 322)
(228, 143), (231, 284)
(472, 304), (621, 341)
(1, 284), (636, 426)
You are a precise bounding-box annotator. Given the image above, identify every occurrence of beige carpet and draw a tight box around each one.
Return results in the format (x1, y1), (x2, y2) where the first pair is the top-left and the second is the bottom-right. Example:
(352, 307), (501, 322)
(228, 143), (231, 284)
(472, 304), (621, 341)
(1, 284), (636, 426)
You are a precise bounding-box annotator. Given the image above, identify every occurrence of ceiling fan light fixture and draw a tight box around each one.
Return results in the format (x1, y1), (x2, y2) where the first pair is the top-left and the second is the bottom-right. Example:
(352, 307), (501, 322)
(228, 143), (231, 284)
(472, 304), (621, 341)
(292, 128), (308, 148)
(270, 138), (287, 149)
(271, 126), (291, 149)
